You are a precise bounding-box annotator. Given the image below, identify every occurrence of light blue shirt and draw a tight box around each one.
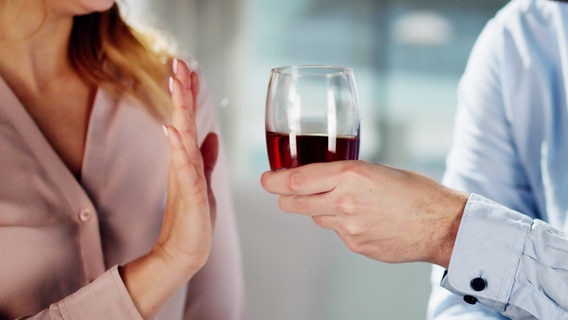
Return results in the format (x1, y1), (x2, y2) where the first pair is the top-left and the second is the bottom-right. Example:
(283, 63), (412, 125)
(427, 0), (568, 318)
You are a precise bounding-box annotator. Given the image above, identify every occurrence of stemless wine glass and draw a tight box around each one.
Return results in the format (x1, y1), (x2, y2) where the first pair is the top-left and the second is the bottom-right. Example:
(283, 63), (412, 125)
(265, 65), (361, 171)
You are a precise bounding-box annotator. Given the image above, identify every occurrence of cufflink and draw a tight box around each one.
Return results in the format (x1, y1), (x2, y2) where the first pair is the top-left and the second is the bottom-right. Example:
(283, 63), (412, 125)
(463, 295), (478, 305)
(470, 277), (487, 291)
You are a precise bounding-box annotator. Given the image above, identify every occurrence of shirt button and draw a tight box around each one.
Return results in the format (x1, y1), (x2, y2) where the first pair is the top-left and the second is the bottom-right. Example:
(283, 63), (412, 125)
(463, 295), (478, 305)
(470, 277), (487, 291)
(78, 208), (92, 222)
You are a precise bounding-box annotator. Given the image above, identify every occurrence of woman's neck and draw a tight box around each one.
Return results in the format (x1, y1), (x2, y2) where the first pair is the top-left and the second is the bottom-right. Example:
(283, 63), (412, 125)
(0, 1), (75, 93)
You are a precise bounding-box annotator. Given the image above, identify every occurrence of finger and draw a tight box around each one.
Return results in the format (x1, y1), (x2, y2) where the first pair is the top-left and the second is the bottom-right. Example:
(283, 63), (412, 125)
(173, 59), (199, 115)
(170, 77), (201, 168)
(170, 76), (194, 130)
(311, 215), (339, 231)
(165, 125), (206, 201)
(260, 162), (346, 196)
(190, 70), (200, 115)
(207, 189), (217, 230)
(171, 60), (200, 166)
(278, 191), (341, 216)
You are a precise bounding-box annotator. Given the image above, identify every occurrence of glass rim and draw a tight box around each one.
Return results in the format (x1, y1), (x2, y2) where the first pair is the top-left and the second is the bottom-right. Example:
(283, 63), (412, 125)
(270, 65), (354, 76)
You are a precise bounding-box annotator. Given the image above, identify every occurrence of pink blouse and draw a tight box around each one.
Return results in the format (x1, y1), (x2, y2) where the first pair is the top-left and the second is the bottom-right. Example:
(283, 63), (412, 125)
(0, 74), (246, 319)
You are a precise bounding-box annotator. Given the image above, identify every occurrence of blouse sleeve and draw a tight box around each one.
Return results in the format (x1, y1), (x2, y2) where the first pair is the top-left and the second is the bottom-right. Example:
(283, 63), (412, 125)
(17, 266), (143, 320)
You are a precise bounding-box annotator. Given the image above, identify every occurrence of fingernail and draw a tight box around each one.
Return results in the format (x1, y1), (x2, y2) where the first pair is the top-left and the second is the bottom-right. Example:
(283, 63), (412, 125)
(168, 76), (174, 93)
(172, 59), (179, 74)
(162, 124), (169, 137)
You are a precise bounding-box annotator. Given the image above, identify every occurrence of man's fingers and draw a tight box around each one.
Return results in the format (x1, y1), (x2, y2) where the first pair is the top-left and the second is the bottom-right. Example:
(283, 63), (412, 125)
(261, 162), (344, 196)
(311, 215), (339, 230)
(277, 191), (342, 216)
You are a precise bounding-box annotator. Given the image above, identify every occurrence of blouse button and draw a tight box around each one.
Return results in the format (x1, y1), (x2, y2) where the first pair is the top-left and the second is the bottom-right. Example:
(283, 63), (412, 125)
(78, 208), (92, 222)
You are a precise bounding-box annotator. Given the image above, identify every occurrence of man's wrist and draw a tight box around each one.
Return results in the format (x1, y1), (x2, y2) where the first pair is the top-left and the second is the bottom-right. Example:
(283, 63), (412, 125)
(432, 189), (469, 268)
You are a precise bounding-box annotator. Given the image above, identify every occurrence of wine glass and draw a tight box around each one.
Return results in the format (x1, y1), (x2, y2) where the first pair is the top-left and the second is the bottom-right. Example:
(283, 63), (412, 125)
(265, 65), (361, 171)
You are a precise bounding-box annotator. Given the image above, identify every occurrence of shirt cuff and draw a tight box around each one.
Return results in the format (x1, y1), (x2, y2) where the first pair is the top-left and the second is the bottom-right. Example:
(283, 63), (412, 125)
(53, 265), (143, 319)
(440, 193), (533, 311)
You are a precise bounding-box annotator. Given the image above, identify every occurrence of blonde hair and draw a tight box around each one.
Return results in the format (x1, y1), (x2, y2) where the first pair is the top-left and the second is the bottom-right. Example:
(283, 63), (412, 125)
(69, 4), (175, 121)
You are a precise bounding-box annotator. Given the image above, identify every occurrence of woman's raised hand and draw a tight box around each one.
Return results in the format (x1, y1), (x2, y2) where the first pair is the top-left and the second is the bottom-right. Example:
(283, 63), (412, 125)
(157, 59), (218, 277)
(121, 59), (218, 319)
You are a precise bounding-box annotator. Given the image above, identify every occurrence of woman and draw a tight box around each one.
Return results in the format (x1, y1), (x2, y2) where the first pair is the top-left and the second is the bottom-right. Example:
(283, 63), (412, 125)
(0, 1), (246, 319)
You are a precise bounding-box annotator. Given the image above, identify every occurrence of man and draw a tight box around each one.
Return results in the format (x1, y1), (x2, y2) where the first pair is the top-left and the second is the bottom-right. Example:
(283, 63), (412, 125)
(261, 0), (568, 318)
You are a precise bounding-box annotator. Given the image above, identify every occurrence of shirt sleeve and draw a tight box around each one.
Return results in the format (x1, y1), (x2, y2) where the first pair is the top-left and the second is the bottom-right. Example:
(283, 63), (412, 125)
(438, 194), (568, 319)
(427, 2), (554, 318)
(19, 266), (143, 320)
(427, 15), (516, 319)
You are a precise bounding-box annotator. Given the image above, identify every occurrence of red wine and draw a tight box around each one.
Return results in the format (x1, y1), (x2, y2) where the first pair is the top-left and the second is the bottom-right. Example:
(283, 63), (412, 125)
(266, 131), (360, 170)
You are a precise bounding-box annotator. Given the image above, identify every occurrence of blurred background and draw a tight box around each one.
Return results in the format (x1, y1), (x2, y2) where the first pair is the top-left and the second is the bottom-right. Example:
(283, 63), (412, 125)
(122, 0), (508, 319)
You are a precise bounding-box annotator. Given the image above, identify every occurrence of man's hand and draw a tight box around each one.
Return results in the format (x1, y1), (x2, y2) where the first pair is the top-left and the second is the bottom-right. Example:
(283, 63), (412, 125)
(261, 160), (468, 268)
